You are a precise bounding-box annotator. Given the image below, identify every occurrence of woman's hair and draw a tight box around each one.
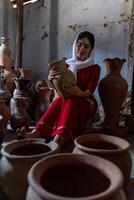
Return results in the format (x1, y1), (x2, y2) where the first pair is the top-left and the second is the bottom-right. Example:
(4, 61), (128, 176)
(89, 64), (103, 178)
(76, 31), (95, 50)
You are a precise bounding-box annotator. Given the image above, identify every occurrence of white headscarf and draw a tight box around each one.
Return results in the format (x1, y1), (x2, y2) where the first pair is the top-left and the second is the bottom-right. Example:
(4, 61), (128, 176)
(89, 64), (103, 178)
(65, 32), (95, 79)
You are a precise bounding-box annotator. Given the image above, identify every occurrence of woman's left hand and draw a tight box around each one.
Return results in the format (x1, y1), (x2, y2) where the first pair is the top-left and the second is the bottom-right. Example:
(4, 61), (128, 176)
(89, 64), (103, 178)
(63, 84), (91, 97)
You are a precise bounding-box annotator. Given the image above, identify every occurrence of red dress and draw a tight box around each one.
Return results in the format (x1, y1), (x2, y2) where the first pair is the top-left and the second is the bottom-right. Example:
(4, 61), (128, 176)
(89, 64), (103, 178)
(35, 64), (100, 142)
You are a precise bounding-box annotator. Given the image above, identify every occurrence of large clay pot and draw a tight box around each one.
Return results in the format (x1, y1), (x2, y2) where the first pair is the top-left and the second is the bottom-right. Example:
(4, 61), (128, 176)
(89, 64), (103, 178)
(73, 134), (132, 186)
(26, 153), (126, 200)
(48, 58), (75, 98)
(0, 137), (62, 200)
(98, 58), (128, 127)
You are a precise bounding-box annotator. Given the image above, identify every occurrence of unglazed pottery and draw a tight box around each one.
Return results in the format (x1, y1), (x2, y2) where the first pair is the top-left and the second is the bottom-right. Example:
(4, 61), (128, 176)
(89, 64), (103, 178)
(48, 58), (75, 98)
(73, 134), (132, 186)
(26, 153), (126, 200)
(98, 58), (128, 127)
(0, 137), (62, 200)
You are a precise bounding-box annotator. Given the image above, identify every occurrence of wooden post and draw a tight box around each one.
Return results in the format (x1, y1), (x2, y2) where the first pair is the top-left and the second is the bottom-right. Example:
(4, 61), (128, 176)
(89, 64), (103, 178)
(15, 0), (24, 70)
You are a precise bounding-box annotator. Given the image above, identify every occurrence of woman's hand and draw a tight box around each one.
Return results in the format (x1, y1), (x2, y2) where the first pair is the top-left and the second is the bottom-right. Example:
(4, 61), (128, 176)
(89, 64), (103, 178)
(63, 84), (91, 98)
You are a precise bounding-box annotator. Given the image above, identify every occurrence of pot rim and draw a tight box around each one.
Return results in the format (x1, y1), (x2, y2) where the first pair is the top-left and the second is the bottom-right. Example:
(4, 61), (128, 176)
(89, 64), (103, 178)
(74, 134), (129, 154)
(1, 138), (59, 160)
(27, 153), (124, 200)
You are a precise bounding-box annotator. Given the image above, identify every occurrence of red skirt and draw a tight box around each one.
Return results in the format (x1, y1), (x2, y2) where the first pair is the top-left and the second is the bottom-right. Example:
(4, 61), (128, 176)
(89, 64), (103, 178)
(35, 96), (97, 142)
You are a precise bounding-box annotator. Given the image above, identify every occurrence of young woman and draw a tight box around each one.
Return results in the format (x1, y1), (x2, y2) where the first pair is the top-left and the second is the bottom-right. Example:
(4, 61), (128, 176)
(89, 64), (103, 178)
(17, 31), (101, 143)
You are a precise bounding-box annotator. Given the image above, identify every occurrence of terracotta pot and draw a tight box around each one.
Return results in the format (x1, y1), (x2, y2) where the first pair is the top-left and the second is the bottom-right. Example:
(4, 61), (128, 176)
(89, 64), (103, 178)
(10, 97), (31, 131)
(0, 99), (11, 128)
(26, 153), (126, 200)
(48, 58), (75, 98)
(73, 134), (132, 186)
(0, 37), (12, 67)
(104, 125), (127, 138)
(0, 137), (62, 200)
(19, 68), (33, 79)
(125, 114), (134, 133)
(98, 58), (128, 127)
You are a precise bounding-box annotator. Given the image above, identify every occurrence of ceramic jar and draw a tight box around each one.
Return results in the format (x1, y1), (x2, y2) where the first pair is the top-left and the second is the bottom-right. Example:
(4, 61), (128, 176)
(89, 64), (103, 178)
(0, 99), (11, 128)
(0, 137), (61, 200)
(26, 153), (126, 200)
(73, 134), (132, 186)
(10, 97), (31, 131)
(98, 58), (128, 128)
(48, 58), (75, 98)
(0, 37), (12, 67)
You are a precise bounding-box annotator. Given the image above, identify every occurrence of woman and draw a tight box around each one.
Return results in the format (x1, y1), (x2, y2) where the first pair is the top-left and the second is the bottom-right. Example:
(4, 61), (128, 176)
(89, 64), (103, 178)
(17, 31), (100, 143)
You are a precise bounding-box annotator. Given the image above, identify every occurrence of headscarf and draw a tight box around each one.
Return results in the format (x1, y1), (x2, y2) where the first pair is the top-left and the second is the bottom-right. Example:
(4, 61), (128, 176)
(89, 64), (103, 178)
(66, 31), (95, 79)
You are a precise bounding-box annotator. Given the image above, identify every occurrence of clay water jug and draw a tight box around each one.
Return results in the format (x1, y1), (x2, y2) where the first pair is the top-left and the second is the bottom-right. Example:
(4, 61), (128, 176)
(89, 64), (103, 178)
(10, 97), (30, 131)
(0, 136), (63, 200)
(98, 58), (128, 127)
(26, 153), (126, 200)
(48, 58), (75, 98)
(73, 134), (132, 186)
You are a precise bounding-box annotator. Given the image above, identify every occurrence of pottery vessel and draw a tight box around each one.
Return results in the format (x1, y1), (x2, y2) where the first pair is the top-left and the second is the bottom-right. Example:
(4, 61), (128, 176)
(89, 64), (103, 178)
(0, 137), (62, 200)
(98, 58), (128, 127)
(26, 153), (126, 200)
(10, 97), (31, 131)
(34, 80), (50, 122)
(73, 134), (132, 186)
(48, 58), (75, 98)
(0, 99), (11, 128)
(0, 37), (12, 67)
(0, 77), (11, 101)
(19, 68), (33, 79)
(125, 114), (134, 133)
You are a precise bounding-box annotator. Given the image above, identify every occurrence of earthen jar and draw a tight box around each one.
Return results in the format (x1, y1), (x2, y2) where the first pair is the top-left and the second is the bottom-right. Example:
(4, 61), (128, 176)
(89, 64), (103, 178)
(48, 58), (75, 98)
(0, 99), (11, 128)
(26, 153), (126, 200)
(0, 37), (12, 67)
(0, 77), (11, 101)
(98, 58), (128, 127)
(19, 68), (33, 79)
(125, 114), (134, 133)
(0, 136), (63, 200)
(10, 97), (31, 131)
(73, 134), (132, 186)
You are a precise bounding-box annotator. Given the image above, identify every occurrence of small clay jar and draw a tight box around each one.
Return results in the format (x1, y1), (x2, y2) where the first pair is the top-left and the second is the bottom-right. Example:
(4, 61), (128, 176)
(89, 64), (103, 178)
(26, 153), (126, 200)
(73, 134), (132, 186)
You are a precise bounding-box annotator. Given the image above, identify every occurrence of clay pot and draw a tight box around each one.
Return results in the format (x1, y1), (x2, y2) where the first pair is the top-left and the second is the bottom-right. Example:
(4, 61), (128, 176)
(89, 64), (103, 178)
(10, 97), (31, 131)
(73, 134), (132, 186)
(19, 68), (33, 79)
(48, 58), (75, 98)
(0, 77), (11, 101)
(0, 137), (62, 200)
(104, 125), (127, 138)
(0, 99), (11, 128)
(125, 114), (134, 133)
(0, 37), (12, 67)
(26, 153), (126, 200)
(98, 58), (128, 127)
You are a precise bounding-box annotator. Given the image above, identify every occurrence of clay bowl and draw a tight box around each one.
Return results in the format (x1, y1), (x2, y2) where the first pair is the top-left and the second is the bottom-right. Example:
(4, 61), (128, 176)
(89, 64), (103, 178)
(73, 134), (132, 186)
(26, 153), (126, 200)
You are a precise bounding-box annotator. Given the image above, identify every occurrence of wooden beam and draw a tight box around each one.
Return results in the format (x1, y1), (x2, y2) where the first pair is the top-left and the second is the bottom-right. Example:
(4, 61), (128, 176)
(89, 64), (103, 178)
(15, 0), (23, 69)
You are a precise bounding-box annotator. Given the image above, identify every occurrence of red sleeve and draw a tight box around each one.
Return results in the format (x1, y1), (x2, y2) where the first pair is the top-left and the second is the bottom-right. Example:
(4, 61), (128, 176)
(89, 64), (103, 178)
(87, 65), (101, 93)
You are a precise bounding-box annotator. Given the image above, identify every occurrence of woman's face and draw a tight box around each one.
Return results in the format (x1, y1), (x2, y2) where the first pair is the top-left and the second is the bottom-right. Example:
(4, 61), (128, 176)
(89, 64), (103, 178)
(75, 37), (92, 61)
